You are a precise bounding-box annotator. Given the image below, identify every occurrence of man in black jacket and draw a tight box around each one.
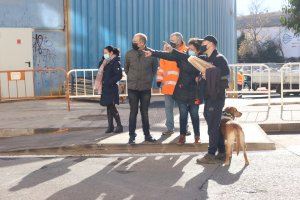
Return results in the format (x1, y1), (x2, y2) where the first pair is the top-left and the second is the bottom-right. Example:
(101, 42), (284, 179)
(125, 33), (158, 144)
(196, 35), (230, 164)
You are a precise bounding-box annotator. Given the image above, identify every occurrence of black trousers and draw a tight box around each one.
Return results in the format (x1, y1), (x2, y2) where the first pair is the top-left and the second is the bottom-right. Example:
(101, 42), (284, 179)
(128, 89), (151, 138)
(204, 98), (225, 155)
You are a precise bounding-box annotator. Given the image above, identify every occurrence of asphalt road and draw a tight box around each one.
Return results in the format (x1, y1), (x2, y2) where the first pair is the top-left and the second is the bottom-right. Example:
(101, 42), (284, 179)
(0, 134), (300, 200)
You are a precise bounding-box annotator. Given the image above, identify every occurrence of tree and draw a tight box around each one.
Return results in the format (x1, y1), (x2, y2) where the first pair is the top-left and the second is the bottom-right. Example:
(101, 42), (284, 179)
(281, 0), (300, 35)
(258, 40), (285, 63)
(237, 0), (285, 63)
(237, 31), (245, 50)
(238, 36), (284, 63)
(246, 0), (269, 53)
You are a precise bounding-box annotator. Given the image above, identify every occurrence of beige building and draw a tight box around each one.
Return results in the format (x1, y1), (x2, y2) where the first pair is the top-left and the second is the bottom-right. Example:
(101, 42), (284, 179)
(237, 12), (300, 59)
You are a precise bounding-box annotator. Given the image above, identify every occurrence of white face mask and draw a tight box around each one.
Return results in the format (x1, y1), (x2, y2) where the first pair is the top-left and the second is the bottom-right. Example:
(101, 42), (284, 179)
(188, 50), (196, 56)
(104, 53), (110, 60)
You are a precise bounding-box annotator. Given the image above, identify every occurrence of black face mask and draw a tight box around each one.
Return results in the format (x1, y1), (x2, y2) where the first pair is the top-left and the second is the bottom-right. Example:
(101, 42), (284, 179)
(132, 43), (139, 50)
(199, 45), (208, 53)
(170, 42), (177, 48)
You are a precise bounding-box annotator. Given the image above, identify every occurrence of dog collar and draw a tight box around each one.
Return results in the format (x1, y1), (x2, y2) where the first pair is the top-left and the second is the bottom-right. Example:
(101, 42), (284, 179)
(222, 111), (234, 120)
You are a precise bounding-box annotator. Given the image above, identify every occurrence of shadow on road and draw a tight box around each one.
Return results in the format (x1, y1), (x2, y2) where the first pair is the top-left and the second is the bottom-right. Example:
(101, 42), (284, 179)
(10, 157), (87, 191)
(21, 155), (248, 200)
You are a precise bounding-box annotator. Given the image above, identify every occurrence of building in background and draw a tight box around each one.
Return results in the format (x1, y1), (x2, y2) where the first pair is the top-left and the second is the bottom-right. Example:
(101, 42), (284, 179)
(0, 0), (237, 97)
(237, 12), (300, 60)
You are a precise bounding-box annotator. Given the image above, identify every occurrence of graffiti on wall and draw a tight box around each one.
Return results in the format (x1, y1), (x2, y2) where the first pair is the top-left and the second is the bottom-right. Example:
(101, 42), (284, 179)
(33, 33), (56, 67)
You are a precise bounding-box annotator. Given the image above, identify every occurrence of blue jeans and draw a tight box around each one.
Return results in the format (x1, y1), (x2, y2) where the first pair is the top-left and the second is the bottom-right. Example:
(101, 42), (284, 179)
(165, 95), (176, 131)
(128, 89), (151, 138)
(204, 98), (225, 155)
(177, 100), (200, 137)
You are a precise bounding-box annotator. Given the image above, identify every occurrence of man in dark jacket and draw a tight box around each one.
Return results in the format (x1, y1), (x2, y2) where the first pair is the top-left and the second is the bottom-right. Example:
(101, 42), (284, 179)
(125, 33), (158, 144)
(196, 35), (230, 164)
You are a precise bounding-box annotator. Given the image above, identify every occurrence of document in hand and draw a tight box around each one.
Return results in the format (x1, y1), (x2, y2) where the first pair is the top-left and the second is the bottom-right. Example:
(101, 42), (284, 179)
(187, 56), (215, 74)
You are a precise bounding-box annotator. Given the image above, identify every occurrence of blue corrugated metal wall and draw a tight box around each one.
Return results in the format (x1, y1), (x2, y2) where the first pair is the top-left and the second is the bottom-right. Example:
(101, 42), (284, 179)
(70, 0), (236, 69)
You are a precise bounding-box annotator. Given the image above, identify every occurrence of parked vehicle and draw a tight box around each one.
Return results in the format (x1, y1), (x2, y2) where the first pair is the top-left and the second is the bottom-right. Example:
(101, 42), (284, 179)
(238, 70), (300, 96)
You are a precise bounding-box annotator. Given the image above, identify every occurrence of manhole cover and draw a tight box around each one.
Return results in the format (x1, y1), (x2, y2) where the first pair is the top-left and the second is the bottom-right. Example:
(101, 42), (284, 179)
(79, 114), (107, 121)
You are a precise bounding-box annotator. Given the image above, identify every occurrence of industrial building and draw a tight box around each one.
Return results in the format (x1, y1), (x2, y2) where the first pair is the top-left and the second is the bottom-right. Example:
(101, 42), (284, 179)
(0, 0), (237, 98)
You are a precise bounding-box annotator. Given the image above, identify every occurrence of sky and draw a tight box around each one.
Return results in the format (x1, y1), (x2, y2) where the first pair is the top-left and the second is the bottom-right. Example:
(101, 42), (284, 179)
(237, 0), (287, 16)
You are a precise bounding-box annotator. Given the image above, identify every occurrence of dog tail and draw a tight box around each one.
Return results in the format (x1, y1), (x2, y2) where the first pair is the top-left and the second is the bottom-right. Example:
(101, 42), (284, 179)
(235, 128), (241, 156)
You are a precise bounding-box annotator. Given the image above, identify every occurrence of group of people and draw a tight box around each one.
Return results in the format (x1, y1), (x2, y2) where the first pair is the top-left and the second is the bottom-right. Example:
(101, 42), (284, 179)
(94, 32), (230, 164)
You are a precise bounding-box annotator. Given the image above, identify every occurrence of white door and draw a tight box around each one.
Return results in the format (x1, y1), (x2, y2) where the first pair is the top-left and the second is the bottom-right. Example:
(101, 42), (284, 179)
(0, 28), (34, 99)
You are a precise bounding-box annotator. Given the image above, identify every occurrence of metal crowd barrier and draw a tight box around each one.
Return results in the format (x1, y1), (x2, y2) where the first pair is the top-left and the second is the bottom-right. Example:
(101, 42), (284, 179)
(66, 68), (128, 111)
(0, 67), (66, 101)
(280, 62), (300, 107)
(66, 64), (275, 110)
(65, 63), (300, 111)
(228, 63), (272, 107)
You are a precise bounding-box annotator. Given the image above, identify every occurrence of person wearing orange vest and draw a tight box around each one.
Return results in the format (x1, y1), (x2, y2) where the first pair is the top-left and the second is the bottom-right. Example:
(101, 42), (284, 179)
(156, 32), (188, 136)
(237, 71), (244, 90)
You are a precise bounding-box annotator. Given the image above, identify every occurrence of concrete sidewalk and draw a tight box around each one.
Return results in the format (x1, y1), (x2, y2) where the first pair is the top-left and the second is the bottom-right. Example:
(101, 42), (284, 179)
(2, 97), (296, 154)
(0, 121), (274, 155)
(1, 96), (300, 131)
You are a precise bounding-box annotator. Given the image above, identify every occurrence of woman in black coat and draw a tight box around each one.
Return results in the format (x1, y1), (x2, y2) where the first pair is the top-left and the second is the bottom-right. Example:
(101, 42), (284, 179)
(95, 46), (123, 133)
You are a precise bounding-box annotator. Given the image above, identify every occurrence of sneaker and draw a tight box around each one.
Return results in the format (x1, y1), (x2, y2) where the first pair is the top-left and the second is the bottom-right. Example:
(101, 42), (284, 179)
(186, 131), (192, 136)
(196, 153), (221, 164)
(128, 138), (136, 145)
(162, 130), (174, 136)
(215, 153), (226, 161)
(144, 136), (157, 143)
(128, 133), (137, 145)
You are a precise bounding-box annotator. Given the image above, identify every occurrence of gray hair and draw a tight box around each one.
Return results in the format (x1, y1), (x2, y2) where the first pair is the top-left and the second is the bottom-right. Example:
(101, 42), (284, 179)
(135, 33), (147, 44)
(170, 32), (184, 42)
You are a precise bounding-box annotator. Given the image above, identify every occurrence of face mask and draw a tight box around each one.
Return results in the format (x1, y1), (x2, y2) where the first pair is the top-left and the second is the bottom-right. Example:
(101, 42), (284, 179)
(104, 53), (110, 60)
(170, 42), (177, 48)
(199, 45), (208, 53)
(188, 50), (196, 56)
(132, 43), (139, 50)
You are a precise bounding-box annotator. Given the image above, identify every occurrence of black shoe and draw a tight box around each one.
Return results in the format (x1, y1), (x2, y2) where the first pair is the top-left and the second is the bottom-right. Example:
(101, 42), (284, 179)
(186, 131), (192, 136)
(144, 136), (157, 143)
(128, 133), (137, 144)
(196, 153), (221, 165)
(105, 127), (114, 134)
(162, 130), (174, 136)
(114, 125), (123, 133)
(113, 111), (123, 133)
(128, 138), (136, 145)
(215, 153), (226, 161)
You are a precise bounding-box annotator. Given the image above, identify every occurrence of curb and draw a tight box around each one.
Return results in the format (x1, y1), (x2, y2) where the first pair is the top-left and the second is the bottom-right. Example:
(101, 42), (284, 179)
(0, 127), (104, 138)
(0, 142), (276, 156)
(259, 123), (300, 133)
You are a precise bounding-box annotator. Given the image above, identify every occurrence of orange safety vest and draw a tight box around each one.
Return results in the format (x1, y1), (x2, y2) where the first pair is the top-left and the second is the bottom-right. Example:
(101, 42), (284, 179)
(237, 72), (244, 86)
(156, 44), (188, 95)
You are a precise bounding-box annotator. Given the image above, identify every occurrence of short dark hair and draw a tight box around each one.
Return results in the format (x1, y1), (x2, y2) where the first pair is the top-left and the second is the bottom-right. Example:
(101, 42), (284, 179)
(188, 38), (204, 51)
(104, 45), (120, 56)
(204, 35), (218, 46)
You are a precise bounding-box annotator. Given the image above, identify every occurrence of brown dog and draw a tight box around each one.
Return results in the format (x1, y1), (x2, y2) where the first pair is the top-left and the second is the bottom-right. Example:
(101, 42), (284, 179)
(220, 107), (249, 166)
